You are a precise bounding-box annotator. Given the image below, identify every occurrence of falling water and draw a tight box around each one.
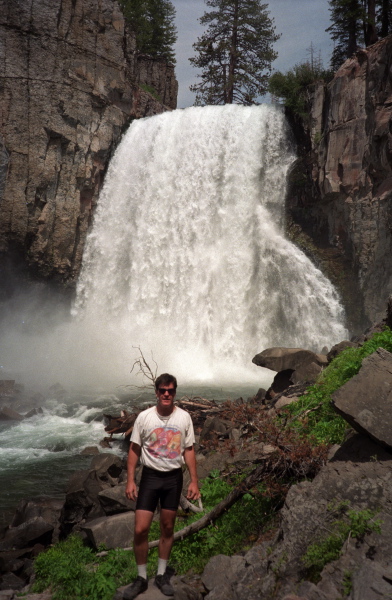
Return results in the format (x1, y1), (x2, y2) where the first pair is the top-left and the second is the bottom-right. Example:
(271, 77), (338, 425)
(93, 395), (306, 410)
(72, 104), (347, 384)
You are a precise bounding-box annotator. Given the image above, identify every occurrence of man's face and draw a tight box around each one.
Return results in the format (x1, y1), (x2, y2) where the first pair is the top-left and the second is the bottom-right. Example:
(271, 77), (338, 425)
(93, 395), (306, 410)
(156, 383), (176, 411)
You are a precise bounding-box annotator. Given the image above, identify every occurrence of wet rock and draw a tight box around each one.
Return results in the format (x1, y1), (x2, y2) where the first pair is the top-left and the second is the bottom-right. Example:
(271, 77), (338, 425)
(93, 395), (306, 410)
(23, 408), (43, 419)
(10, 498), (63, 544)
(80, 446), (100, 455)
(0, 518), (54, 551)
(332, 347), (392, 450)
(61, 469), (108, 531)
(0, 408), (23, 421)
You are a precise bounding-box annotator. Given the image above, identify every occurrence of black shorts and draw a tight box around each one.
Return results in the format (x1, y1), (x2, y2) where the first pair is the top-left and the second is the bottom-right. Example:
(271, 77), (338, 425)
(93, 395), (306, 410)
(136, 466), (183, 512)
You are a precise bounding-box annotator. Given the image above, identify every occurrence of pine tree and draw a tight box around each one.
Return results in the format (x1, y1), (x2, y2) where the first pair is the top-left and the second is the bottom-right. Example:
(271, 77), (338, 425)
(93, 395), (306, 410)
(326, 0), (364, 71)
(189, 0), (280, 105)
(119, 0), (177, 64)
(327, 0), (392, 71)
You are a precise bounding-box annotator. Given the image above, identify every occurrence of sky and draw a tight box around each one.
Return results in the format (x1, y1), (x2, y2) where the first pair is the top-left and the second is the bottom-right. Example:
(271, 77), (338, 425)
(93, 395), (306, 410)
(172, 0), (333, 108)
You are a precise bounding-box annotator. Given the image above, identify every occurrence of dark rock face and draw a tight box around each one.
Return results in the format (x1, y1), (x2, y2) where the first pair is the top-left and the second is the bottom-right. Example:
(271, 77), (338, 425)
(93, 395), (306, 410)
(0, 0), (177, 283)
(288, 36), (392, 328)
(332, 347), (392, 450)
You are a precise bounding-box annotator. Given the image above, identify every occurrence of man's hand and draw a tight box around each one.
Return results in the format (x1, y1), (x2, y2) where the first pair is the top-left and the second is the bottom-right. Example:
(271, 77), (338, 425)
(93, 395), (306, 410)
(126, 480), (138, 501)
(186, 481), (201, 501)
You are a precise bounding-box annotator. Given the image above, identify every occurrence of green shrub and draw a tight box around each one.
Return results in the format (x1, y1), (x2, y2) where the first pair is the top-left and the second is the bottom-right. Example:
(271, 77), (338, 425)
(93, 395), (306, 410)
(269, 62), (333, 119)
(32, 535), (138, 600)
(285, 327), (392, 444)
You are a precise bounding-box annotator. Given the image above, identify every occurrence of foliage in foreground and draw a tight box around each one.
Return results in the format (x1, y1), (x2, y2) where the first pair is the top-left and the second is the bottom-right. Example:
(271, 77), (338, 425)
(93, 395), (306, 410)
(285, 327), (392, 445)
(302, 501), (381, 581)
(32, 472), (278, 599)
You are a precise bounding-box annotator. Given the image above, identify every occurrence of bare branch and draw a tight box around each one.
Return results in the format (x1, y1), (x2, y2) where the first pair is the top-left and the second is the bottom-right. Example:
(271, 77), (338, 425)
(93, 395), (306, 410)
(129, 346), (158, 389)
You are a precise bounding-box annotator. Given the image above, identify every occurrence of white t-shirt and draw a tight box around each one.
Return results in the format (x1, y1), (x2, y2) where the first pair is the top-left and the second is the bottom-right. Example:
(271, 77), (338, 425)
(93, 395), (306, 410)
(130, 405), (195, 472)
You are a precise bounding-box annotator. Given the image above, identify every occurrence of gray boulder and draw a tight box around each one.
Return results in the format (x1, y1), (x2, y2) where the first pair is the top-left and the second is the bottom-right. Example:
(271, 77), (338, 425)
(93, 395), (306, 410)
(0, 407), (23, 421)
(10, 498), (63, 544)
(327, 340), (357, 362)
(98, 484), (135, 514)
(0, 517), (54, 551)
(252, 348), (328, 373)
(81, 512), (135, 550)
(332, 347), (392, 450)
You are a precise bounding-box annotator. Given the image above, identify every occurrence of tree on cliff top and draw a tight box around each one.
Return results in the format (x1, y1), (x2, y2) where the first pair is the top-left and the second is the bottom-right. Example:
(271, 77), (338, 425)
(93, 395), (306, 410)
(120, 0), (177, 64)
(189, 0), (280, 105)
(327, 0), (392, 71)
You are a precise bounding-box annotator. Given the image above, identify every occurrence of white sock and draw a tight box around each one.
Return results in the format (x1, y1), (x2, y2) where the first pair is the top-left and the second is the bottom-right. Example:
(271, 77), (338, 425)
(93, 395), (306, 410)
(137, 564), (147, 579)
(157, 558), (168, 576)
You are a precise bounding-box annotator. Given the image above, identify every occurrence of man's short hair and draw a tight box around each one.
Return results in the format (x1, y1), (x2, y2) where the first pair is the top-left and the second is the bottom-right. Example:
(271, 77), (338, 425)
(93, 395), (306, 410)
(155, 373), (177, 391)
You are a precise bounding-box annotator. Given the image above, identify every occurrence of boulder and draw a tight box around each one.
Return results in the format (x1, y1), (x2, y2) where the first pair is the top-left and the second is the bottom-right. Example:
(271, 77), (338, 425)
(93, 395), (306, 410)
(0, 517), (54, 551)
(171, 575), (204, 600)
(254, 348), (328, 397)
(202, 554), (246, 600)
(252, 348), (328, 373)
(0, 573), (25, 591)
(81, 512), (135, 550)
(327, 340), (357, 362)
(80, 446), (100, 456)
(89, 453), (123, 482)
(61, 469), (108, 530)
(10, 498), (63, 544)
(23, 407), (43, 419)
(332, 347), (392, 450)
(0, 407), (23, 421)
(98, 484), (135, 515)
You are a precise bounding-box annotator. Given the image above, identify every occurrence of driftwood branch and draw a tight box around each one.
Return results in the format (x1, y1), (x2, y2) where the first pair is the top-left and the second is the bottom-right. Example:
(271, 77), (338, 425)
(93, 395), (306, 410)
(179, 495), (204, 513)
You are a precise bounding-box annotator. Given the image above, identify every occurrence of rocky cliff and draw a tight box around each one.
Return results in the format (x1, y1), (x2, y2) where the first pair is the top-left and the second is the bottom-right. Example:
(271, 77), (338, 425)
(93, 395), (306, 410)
(287, 35), (392, 332)
(0, 0), (177, 284)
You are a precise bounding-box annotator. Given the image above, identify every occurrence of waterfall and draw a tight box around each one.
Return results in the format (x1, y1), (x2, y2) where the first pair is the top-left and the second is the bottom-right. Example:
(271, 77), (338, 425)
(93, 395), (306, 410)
(72, 104), (347, 384)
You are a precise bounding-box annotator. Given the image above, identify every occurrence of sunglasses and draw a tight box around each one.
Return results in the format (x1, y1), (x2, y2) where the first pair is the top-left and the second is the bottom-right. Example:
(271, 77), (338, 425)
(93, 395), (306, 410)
(158, 388), (176, 395)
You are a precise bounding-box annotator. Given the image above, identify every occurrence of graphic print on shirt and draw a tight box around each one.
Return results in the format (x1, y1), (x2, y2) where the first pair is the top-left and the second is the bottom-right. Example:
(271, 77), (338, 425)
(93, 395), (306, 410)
(146, 426), (182, 460)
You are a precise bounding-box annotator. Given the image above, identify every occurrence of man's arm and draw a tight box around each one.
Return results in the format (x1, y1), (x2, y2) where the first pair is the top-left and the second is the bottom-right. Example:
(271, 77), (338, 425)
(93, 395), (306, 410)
(183, 445), (200, 500)
(126, 442), (141, 501)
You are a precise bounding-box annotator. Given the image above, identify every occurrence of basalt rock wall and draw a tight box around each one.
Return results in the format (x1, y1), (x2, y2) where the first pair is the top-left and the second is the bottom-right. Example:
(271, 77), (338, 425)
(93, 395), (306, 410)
(0, 0), (177, 284)
(287, 35), (392, 331)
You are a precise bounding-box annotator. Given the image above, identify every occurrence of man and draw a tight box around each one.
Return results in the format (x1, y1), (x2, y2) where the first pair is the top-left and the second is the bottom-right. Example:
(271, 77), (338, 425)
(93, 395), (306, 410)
(120, 373), (200, 600)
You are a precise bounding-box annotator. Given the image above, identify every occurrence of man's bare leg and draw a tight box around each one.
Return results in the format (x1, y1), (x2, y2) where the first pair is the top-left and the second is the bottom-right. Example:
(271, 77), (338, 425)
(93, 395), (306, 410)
(158, 508), (177, 560)
(134, 509), (154, 565)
